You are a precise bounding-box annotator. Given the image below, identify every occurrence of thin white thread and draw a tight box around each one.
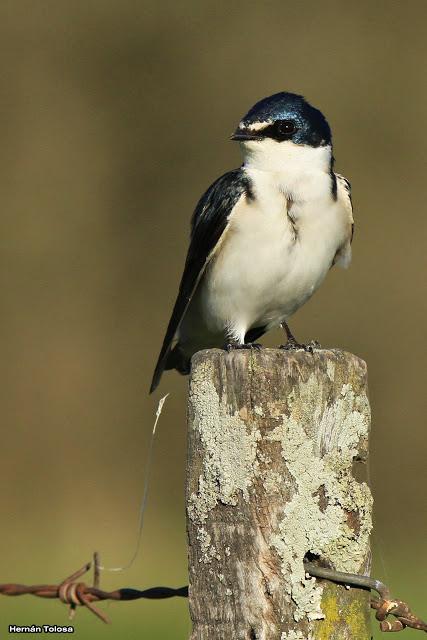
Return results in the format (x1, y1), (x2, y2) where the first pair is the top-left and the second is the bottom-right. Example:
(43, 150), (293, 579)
(367, 457), (390, 584)
(99, 393), (169, 572)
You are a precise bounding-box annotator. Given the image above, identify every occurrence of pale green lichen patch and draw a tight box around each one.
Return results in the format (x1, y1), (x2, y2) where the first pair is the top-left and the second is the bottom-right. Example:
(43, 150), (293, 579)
(188, 359), (261, 527)
(316, 383), (371, 460)
(268, 373), (372, 623)
(196, 526), (220, 564)
(262, 469), (285, 494)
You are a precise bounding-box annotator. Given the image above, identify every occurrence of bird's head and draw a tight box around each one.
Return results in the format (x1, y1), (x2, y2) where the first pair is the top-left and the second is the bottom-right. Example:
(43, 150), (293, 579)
(231, 92), (332, 171)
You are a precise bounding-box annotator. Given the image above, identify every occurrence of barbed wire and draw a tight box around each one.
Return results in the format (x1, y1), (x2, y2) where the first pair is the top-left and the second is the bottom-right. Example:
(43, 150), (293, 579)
(0, 553), (425, 633)
(0, 553), (187, 625)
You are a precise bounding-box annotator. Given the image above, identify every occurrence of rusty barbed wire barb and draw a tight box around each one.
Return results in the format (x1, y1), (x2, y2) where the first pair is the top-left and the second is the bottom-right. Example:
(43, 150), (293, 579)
(0, 553), (188, 624)
(371, 598), (427, 633)
(304, 561), (427, 633)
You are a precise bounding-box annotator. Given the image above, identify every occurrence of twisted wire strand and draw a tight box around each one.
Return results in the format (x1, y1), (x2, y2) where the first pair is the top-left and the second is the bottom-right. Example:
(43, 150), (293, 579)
(1, 554), (425, 632)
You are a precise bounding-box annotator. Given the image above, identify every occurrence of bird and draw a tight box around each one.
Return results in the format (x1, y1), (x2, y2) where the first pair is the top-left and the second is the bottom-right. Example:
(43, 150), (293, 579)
(150, 91), (353, 393)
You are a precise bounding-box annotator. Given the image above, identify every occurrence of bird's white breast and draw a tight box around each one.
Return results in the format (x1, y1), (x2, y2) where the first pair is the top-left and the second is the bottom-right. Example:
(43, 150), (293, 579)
(200, 158), (350, 343)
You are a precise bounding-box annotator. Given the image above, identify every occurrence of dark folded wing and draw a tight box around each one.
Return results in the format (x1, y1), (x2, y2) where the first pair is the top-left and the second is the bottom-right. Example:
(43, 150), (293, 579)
(150, 168), (251, 392)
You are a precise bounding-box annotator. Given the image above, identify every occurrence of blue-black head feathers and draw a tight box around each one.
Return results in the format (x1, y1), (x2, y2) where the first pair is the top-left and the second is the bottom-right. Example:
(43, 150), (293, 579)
(232, 92), (332, 148)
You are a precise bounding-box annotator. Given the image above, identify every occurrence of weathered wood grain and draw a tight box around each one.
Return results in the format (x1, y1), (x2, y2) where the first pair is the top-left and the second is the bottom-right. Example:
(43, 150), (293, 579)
(187, 348), (372, 640)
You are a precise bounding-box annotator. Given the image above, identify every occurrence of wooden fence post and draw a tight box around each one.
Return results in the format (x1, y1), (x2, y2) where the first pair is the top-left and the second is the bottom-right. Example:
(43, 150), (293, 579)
(186, 348), (372, 640)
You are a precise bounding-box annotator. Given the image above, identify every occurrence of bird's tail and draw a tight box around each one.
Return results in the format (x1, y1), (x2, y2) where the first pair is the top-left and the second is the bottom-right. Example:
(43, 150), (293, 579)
(166, 344), (191, 375)
(149, 343), (191, 393)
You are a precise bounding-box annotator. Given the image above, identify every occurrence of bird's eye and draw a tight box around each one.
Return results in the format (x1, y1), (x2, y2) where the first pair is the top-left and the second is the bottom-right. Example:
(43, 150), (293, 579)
(276, 120), (297, 137)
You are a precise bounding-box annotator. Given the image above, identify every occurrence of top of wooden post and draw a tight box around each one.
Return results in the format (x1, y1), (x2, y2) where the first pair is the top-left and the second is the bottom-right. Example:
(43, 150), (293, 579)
(187, 348), (372, 639)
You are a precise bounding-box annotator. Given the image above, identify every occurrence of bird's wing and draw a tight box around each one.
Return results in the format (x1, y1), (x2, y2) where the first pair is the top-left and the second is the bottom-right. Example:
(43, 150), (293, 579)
(332, 173), (354, 267)
(150, 168), (252, 392)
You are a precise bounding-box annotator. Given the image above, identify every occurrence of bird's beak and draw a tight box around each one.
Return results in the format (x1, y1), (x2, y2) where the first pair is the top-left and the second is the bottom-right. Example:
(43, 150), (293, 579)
(230, 128), (263, 142)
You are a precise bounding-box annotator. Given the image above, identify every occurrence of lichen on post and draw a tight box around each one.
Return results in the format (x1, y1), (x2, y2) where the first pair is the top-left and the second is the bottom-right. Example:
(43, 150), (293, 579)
(186, 348), (372, 640)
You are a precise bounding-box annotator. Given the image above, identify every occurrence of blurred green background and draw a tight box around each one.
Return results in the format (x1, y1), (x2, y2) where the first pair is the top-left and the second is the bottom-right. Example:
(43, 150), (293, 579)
(0, 1), (425, 638)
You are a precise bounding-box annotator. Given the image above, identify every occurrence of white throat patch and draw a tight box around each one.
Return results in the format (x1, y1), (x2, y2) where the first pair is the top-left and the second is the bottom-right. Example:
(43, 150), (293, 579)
(241, 139), (332, 174)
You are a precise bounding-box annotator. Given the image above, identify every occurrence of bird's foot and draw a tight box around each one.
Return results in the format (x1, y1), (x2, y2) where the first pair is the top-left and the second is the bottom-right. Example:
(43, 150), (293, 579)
(225, 342), (263, 352)
(279, 338), (321, 353)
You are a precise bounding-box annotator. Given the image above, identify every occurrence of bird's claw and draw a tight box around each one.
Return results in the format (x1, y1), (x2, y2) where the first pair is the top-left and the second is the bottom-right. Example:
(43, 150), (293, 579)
(225, 342), (263, 352)
(279, 339), (321, 353)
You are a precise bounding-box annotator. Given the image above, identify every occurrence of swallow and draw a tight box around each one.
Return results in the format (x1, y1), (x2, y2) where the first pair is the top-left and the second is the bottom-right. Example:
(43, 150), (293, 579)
(150, 92), (353, 392)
